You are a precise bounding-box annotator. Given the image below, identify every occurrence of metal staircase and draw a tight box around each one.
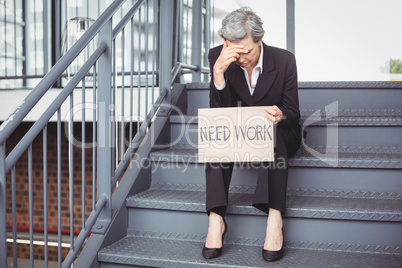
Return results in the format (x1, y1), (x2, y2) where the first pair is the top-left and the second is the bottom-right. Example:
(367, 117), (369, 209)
(2, 0), (402, 266)
(97, 82), (402, 267)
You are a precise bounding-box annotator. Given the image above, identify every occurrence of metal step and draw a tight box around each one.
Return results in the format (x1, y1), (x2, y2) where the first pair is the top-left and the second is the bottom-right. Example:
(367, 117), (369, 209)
(98, 233), (402, 267)
(150, 146), (402, 169)
(147, 146), (402, 193)
(124, 209), (402, 255)
(126, 186), (402, 221)
(124, 186), (402, 255)
(186, 82), (402, 115)
(171, 112), (402, 126)
(169, 114), (402, 149)
(150, 162), (402, 194)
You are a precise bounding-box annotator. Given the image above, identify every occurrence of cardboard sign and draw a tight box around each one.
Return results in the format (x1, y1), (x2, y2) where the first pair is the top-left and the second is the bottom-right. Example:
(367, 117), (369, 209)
(198, 107), (274, 163)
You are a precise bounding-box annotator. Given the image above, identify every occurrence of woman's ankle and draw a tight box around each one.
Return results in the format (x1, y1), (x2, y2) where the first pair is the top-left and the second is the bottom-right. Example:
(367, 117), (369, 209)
(206, 212), (225, 248)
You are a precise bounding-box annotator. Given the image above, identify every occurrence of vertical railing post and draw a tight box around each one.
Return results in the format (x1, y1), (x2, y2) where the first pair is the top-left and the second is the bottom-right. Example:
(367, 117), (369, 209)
(54, 0), (62, 87)
(43, 0), (49, 74)
(191, 0), (202, 82)
(286, 0), (295, 54)
(159, 0), (174, 102)
(94, 19), (113, 233)
(0, 144), (7, 268)
(22, 0), (28, 86)
(174, 0), (184, 83)
(204, 0), (211, 82)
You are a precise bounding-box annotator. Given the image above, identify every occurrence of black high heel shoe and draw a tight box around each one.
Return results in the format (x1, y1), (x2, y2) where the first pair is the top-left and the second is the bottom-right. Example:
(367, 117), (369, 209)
(262, 229), (284, 262)
(202, 218), (227, 259)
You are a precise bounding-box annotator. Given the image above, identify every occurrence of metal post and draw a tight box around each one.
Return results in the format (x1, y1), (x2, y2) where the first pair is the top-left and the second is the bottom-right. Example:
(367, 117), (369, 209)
(68, 93), (74, 251)
(191, 0), (202, 82)
(43, 126), (48, 268)
(0, 144), (7, 268)
(95, 19), (113, 233)
(22, 0), (28, 86)
(286, 0), (295, 54)
(57, 109), (62, 267)
(4, 1), (8, 77)
(185, 0), (190, 63)
(152, 0), (157, 102)
(204, 0), (211, 82)
(175, 0), (183, 84)
(13, 0), (17, 77)
(92, 65), (97, 212)
(34, 0), (38, 75)
(43, 0), (49, 74)
(11, 167), (17, 267)
(159, 0), (174, 101)
(54, 0), (62, 87)
(28, 145), (34, 267)
(145, 2), (149, 112)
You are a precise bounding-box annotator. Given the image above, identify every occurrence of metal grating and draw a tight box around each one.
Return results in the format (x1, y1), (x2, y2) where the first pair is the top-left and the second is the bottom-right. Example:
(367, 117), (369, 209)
(149, 147), (402, 169)
(126, 188), (402, 222)
(98, 236), (402, 267)
(170, 110), (402, 126)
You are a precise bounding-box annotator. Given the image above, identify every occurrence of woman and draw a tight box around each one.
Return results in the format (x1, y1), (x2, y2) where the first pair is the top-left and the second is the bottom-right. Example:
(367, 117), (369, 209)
(202, 7), (301, 262)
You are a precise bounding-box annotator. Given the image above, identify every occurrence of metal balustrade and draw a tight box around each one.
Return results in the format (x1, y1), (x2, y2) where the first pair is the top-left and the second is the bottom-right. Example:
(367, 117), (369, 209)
(0, 0), (211, 267)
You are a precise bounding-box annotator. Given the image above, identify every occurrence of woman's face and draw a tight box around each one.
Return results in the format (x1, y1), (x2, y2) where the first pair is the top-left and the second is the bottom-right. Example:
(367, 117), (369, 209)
(227, 35), (261, 70)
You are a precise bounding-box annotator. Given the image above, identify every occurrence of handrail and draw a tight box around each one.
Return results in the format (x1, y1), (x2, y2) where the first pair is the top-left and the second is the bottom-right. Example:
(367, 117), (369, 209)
(113, 0), (146, 39)
(0, 0), (126, 145)
(4, 42), (107, 174)
(171, 62), (210, 84)
(171, 62), (197, 84)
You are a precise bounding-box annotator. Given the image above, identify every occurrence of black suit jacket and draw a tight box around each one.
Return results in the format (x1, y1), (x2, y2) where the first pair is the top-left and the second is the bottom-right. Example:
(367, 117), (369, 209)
(208, 42), (301, 139)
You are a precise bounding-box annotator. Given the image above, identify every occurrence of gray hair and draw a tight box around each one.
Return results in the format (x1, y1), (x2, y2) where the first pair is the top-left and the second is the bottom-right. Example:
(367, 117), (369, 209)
(218, 7), (264, 43)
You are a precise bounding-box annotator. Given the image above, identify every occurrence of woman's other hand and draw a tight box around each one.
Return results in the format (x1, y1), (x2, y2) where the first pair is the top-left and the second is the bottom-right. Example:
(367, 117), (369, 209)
(265, 105), (283, 124)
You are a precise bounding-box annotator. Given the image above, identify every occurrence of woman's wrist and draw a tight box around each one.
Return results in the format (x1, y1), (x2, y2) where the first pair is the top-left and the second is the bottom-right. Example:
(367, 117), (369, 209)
(213, 68), (225, 88)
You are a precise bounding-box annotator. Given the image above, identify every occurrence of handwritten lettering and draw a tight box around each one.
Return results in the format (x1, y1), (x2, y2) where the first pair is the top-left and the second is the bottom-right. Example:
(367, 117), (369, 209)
(199, 126), (231, 142)
(200, 124), (272, 142)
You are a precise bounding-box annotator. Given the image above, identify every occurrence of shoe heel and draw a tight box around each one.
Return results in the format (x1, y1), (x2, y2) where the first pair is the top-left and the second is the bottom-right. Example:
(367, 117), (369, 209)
(262, 228), (284, 262)
(202, 218), (227, 259)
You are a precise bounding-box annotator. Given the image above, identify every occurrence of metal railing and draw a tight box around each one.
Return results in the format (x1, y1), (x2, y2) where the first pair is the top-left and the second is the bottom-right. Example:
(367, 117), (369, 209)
(0, 0), (211, 267)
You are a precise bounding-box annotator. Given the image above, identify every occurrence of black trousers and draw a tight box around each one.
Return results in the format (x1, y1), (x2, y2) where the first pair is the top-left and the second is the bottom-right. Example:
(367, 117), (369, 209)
(205, 125), (301, 217)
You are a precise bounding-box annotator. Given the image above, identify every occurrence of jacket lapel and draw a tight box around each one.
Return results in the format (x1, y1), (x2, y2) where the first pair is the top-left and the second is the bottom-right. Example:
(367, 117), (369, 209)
(228, 62), (255, 106)
(252, 43), (278, 104)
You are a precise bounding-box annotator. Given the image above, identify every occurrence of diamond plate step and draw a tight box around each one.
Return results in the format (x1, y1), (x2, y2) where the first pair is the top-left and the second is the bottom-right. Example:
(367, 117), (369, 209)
(98, 235), (402, 267)
(169, 113), (402, 149)
(150, 162), (402, 194)
(126, 208), (402, 255)
(170, 112), (402, 127)
(150, 182), (402, 200)
(126, 187), (402, 221)
(186, 82), (402, 115)
(125, 186), (402, 254)
(149, 146), (402, 169)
